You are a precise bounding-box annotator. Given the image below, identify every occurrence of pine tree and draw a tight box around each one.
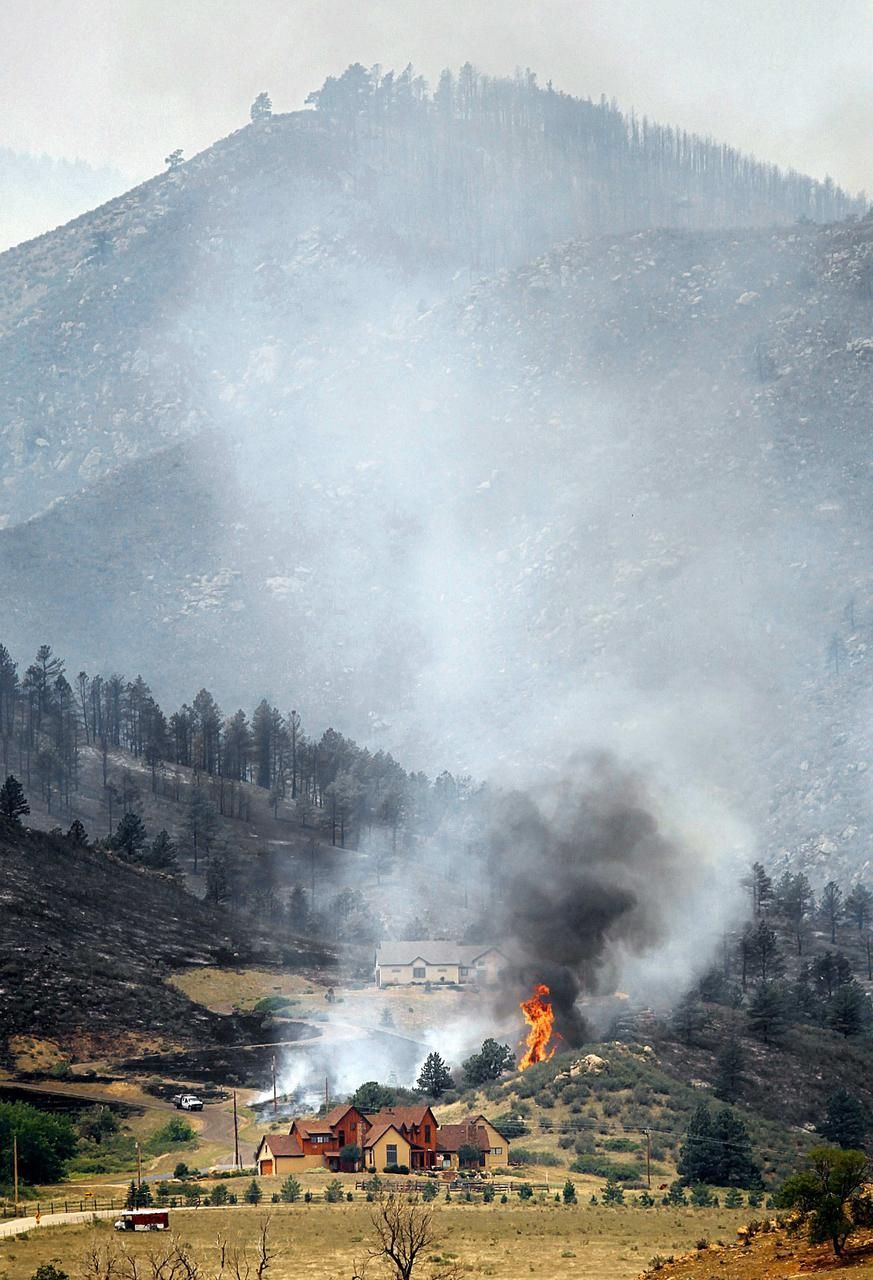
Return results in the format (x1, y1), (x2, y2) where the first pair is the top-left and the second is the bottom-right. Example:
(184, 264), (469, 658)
(0, 775), (29, 825)
(750, 862), (773, 915)
(747, 981), (789, 1044)
(287, 884), (309, 931)
(828, 981), (870, 1038)
(279, 1174), (301, 1202)
(416, 1051), (454, 1098)
(845, 883), (873, 932)
(713, 1036), (745, 1103)
(820, 881), (843, 944)
(66, 818), (88, 846)
(678, 1104), (760, 1187)
(206, 850), (232, 904)
(244, 1178), (262, 1204)
(250, 92), (273, 122)
(671, 992), (708, 1045)
(110, 812), (148, 860)
(144, 829), (178, 872)
(820, 1089), (869, 1150)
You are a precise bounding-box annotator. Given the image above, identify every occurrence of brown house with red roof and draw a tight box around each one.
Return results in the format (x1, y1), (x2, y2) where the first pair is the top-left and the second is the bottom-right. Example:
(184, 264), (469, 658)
(436, 1114), (509, 1171)
(254, 1104), (368, 1173)
(362, 1103), (438, 1171)
(255, 1101), (501, 1176)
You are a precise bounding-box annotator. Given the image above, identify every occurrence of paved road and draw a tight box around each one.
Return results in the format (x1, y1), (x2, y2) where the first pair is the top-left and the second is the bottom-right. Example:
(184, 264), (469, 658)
(0, 1209), (120, 1239)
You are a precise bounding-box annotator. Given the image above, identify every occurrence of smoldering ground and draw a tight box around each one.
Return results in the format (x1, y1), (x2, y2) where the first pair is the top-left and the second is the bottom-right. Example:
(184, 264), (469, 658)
(482, 751), (744, 1044)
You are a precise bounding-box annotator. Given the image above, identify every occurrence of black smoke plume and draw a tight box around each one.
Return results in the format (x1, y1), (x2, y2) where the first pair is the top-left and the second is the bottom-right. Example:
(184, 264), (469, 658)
(487, 753), (690, 1045)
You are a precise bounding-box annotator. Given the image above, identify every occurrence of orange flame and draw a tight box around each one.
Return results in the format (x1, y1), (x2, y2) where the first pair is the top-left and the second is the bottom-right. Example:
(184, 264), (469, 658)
(518, 983), (558, 1070)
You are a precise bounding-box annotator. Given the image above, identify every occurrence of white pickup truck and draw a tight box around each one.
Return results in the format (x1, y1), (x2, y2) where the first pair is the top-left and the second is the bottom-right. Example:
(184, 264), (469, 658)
(172, 1093), (204, 1111)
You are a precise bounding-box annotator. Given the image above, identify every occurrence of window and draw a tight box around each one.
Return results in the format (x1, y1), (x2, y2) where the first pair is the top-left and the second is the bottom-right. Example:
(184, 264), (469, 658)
(490, 1147), (503, 1155)
(312, 1134), (330, 1144)
(413, 967), (426, 979)
(424, 1125), (431, 1142)
(386, 1144), (398, 1165)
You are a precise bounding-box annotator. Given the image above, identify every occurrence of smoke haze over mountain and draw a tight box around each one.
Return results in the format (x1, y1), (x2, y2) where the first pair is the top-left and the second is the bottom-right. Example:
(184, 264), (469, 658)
(3, 54), (873, 1047)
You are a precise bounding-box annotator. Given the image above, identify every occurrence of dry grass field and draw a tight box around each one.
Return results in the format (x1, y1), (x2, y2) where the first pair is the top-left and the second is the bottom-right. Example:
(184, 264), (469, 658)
(0, 1199), (755, 1280)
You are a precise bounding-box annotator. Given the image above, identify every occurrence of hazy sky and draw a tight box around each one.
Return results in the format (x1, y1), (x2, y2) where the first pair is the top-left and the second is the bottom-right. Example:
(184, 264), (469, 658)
(2, 0), (872, 197)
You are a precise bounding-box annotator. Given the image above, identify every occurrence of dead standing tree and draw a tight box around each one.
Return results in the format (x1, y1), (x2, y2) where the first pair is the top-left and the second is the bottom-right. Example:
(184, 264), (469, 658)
(354, 1193), (461, 1280)
(80, 1219), (276, 1280)
(356, 1192), (434, 1280)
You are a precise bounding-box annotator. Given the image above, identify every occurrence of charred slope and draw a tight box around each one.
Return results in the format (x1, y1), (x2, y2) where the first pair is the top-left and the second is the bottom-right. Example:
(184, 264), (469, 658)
(0, 821), (331, 1065)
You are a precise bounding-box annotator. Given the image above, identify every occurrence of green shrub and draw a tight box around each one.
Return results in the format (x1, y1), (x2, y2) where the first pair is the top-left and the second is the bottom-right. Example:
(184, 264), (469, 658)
(602, 1137), (639, 1152)
(146, 1117), (194, 1152)
(517, 1184), (533, 1200)
(509, 1147), (561, 1167)
(31, 1266), (69, 1280)
(324, 1179), (344, 1203)
(569, 1155), (640, 1182)
(421, 1182), (438, 1202)
(252, 995), (297, 1014)
(209, 1184), (229, 1206)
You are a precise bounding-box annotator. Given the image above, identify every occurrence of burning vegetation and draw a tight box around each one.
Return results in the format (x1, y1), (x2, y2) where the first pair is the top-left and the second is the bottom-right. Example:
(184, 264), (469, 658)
(519, 983), (559, 1069)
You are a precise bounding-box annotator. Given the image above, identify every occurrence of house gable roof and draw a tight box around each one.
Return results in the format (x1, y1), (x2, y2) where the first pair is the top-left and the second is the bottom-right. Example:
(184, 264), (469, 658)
(322, 1104), (367, 1129)
(362, 1121), (408, 1149)
(291, 1118), (333, 1139)
(256, 1133), (303, 1158)
(365, 1104), (435, 1133)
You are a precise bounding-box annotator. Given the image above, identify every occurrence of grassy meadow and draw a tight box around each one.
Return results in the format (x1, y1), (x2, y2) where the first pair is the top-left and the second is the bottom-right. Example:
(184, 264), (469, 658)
(1, 1199), (754, 1280)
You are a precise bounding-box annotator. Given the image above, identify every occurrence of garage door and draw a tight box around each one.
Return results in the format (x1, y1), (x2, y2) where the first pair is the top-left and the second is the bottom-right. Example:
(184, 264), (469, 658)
(260, 1160), (273, 1176)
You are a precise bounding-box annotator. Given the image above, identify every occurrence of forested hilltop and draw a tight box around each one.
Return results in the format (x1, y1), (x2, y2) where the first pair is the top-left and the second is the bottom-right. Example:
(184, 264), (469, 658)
(0, 63), (863, 528)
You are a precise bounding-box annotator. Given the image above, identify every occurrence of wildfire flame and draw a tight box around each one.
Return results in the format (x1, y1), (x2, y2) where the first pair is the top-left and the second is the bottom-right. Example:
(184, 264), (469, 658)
(519, 983), (559, 1069)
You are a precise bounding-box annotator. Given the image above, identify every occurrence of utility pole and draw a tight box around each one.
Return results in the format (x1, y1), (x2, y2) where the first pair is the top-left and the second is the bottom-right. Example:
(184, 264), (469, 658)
(324, 1076), (329, 1110)
(272, 1054), (278, 1113)
(13, 1135), (18, 1212)
(136, 1140), (142, 1190)
(233, 1091), (240, 1169)
(644, 1129), (651, 1188)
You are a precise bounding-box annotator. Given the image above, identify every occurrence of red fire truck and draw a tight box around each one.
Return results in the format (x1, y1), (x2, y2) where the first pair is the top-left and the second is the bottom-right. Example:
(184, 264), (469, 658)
(113, 1209), (170, 1232)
